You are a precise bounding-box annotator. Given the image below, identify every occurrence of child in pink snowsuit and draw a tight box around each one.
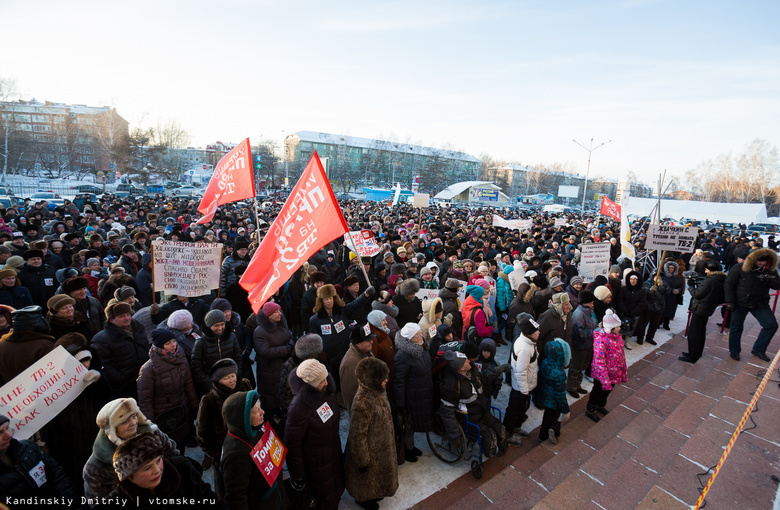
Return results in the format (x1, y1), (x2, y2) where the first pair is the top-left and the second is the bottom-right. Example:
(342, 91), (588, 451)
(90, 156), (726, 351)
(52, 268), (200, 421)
(587, 310), (628, 422)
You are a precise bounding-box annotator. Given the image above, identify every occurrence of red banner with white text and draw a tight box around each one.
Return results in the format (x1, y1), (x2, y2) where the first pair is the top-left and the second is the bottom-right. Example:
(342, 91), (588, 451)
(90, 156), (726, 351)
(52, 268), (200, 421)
(240, 152), (348, 312)
(599, 195), (621, 221)
(197, 138), (255, 224)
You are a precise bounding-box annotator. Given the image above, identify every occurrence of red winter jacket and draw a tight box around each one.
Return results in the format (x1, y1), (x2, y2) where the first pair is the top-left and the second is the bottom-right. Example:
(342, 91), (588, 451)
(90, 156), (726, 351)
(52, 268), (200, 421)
(460, 295), (494, 339)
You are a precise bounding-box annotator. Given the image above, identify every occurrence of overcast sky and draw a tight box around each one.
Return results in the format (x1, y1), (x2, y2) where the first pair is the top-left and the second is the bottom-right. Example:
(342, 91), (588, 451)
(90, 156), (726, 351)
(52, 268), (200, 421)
(2, 0), (778, 185)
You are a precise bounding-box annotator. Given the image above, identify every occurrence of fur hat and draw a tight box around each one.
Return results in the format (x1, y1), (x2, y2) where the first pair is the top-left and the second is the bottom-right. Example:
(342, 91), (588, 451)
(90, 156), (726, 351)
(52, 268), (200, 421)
(400, 322), (421, 340)
(204, 309), (226, 328)
(579, 289), (595, 305)
(210, 358), (238, 383)
(210, 298), (232, 312)
(89, 234), (104, 243)
(0, 268), (16, 280)
(355, 357), (388, 391)
(551, 292), (570, 316)
(594, 286), (612, 301)
(4, 256), (24, 271)
(398, 278), (420, 296)
(310, 271), (327, 285)
(151, 329), (176, 349)
(47, 294), (75, 314)
(517, 312), (540, 337)
(114, 286), (136, 302)
(62, 276), (89, 295)
(375, 290), (393, 305)
(112, 432), (164, 481)
(390, 263), (406, 276)
(314, 284), (344, 313)
(29, 240), (48, 250)
(343, 275), (359, 287)
(602, 309), (622, 331)
(297, 359), (328, 388)
(295, 333), (323, 359)
(22, 249), (44, 261)
(445, 277), (461, 290)
(106, 302), (133, 320)
(167, 309), (193, 330)
(96, 398), (153, 445)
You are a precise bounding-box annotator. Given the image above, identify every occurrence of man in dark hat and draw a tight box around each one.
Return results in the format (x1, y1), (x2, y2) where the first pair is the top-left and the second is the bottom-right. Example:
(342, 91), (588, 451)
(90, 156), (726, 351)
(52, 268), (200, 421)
(62, 276), (105, 339)
(118, 244), (140, 278)
(92, 302), (149, 399)
(220, 240), (251, 295)
(0, 306), (55, 384)
(16, 249), (58, 309)
(300, 271), (327, 329)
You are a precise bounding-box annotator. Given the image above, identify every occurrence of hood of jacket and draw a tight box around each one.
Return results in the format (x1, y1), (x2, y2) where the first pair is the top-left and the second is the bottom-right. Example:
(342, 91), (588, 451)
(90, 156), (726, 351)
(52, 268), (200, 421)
(421, 297), (443, 323)
(663, 260), (679, 276)
(543, 338), (571, 367)
(743, 247), (779, 273)
(624, 270), (643, 291)
(222, 389), (261, 440)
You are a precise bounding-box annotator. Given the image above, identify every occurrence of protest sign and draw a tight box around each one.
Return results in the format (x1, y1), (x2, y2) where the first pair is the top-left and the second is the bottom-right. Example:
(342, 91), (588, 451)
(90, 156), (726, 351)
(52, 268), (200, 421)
(554, 218), (566, 227)
(345, 230), (381, 257)
(493, 215), (532, 231)
(415, 288), (440, 301)
(249, 425), (287, 486)
(645, 225), (699, 253)
(0, 346), (93, 439)
(413, 193), (430, 208)
(152, 240), (223, 297)
(578, 242), (611, 282)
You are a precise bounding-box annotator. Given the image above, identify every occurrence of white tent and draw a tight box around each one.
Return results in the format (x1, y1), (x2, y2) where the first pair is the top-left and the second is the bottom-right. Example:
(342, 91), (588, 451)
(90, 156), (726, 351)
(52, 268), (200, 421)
(623, 197), (767, 224)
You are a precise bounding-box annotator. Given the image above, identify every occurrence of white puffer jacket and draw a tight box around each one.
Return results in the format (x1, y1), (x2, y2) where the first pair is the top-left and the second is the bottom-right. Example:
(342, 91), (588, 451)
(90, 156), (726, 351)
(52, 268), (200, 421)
(510, 333), (538, 394)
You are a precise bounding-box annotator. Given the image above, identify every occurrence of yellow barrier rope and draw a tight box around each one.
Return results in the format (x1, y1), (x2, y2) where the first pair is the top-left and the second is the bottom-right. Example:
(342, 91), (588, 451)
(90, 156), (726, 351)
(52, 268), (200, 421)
(694, 350), (780, 509)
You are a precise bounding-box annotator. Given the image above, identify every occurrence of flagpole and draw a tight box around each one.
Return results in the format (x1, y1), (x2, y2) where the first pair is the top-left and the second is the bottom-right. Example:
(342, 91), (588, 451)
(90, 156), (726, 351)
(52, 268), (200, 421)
(253, 197), (262, 236)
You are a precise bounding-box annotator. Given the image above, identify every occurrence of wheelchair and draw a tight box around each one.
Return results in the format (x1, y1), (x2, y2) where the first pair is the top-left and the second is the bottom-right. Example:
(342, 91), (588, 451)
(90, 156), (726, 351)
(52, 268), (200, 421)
(426, 403), (503, 479)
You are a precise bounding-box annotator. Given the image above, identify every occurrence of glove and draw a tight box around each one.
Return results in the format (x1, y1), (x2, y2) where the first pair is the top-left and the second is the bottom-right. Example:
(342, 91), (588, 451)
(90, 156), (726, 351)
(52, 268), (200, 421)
(286, 344), (294, 357)
(364, 286), (376, 297)
(725, 303), (735, 312)
(241, 347), (252, 358)
(497, 363), (512, 375)
(83, 370), (101, 383)
(150, 304), (160, 315)
(559, 412), (571, 422)
(444, 313), (453, 326)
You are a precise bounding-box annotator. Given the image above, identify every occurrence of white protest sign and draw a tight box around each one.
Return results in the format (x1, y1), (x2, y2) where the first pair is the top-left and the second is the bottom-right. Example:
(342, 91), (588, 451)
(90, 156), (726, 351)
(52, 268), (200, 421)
(456, 280), (468, 309)
(413, 193), (430, 208)
(554, 218), (566, 227)
(645, 225), (699, 253)
(345, 230), (381, 257)
(152, 240), (223, 297)
(493, 215), (532, 231)
(0, 346), (92, 439)
(578, 242), (612, 283)
(415, 288), (440, 301)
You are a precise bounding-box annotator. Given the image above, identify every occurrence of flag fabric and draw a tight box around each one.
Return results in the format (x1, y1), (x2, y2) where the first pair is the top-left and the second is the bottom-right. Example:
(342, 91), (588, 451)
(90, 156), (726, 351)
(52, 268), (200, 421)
(196, 138), (255, 224)
(619, 193), (636, 261)
(599, 195), (621, 221)
(240, 152), (348, 313)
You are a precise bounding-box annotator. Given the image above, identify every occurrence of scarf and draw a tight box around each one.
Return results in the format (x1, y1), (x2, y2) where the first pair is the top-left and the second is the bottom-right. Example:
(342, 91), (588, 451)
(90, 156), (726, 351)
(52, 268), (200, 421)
(152, 343), (180, 363)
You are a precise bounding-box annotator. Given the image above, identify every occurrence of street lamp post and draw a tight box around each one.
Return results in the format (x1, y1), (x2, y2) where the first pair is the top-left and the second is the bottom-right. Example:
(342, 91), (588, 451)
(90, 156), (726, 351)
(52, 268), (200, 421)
(573, 137), (612, 218)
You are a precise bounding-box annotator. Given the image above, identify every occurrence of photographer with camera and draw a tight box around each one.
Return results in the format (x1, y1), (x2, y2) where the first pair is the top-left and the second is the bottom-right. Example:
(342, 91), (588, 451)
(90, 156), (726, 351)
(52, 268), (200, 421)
(724, 248), (780, 362)
(680, 261), (726, 363)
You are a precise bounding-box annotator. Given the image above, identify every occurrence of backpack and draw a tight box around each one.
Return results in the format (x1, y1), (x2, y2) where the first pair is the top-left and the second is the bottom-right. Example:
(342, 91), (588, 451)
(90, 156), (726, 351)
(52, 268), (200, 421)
(465, 307), (482, 344)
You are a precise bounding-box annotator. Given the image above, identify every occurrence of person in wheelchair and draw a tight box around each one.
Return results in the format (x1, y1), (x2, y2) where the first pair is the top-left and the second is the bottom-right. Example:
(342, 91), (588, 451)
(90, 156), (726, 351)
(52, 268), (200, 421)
(438, 350), (508, 458)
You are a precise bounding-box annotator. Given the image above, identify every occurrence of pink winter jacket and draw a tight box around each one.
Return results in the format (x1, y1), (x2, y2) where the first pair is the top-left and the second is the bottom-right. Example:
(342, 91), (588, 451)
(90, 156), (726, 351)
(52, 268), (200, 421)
(591, 329), (628, 391)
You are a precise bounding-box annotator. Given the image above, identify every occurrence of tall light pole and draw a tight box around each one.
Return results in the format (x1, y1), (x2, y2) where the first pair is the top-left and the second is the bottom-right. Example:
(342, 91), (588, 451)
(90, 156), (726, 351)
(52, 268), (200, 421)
(573, 137), (612, 217)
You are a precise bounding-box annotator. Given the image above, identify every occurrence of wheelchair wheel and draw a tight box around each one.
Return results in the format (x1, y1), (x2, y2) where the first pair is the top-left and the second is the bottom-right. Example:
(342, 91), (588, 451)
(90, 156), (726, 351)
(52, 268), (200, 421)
(471, 459), (483, 479)
(426, 425), (466, 463)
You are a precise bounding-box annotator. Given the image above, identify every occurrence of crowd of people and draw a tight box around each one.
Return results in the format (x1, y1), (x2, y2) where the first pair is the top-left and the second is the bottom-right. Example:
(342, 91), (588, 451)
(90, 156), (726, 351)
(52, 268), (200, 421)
(0, 191), (777, 509)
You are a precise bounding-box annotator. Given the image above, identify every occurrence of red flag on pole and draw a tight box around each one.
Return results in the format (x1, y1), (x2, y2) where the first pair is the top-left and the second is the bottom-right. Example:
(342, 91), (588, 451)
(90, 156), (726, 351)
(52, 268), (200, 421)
(240, 152), (348, 313)
(196, 138), (255, 225)
(599, 195), (621, 221)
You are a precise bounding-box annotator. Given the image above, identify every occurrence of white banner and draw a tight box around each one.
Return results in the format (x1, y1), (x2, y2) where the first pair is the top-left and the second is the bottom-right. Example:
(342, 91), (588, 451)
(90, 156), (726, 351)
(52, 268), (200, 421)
(0, 346), (93, 439)
(344, 230), (381, 257)
(415, 289), (440, 301)
(554, 218), (566, 227)
(413, 193), (430, 208)
(645, 225), (698, 253)
(152, 240), (223, 297)
(578, 242), (612, 283)
(493, 215), (532, 231)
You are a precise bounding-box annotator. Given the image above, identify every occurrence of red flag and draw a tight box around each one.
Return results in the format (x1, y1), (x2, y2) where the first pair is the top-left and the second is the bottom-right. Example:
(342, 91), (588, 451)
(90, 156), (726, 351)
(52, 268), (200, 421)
(240, 152), (348, 312)
(196, 138), (255, 224)
(599, 195), (621, 221)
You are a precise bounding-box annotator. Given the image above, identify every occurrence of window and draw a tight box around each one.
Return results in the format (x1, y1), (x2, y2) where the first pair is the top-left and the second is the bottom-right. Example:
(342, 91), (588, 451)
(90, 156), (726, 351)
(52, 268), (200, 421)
(82, 155), (95, 164)
(20, 124), (32, 131)
(1, 113), (12, 120)
(33, 125), (50, 132)
(14, 114), (31, 122)
(34, 134), (50, 142)
(31, 115), (48, 123)
(58, 145), (68, 154)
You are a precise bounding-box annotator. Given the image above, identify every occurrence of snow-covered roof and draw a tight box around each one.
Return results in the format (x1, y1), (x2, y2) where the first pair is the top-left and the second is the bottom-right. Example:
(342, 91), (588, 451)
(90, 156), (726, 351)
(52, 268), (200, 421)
(434, 181), (503, 200)
(0, 100), (114, 116)
(293, 131), (480, 163)
(624, 197), (767, 224)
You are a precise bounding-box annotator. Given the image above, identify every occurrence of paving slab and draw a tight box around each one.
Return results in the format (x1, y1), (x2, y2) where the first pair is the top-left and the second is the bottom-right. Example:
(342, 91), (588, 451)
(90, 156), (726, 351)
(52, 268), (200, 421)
(531, 470), (602, 510)
(663, 391), (717, 436)
(530, 440), (596, 491)
(592, 458), (660, 510)
(636, 485), (689, 510)
(579, 436), (637, 484)
(631, 425), (688, 473)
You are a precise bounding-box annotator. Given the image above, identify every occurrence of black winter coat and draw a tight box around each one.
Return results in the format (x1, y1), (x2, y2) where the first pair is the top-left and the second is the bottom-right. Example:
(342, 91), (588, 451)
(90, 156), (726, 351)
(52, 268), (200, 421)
(616, 271), (646, 319)
(0, 284), (33, 309)
(309, 293), (370, 370)
(393, 332), (434, 432)
(196, 378), (253, 459)
(536, 307), (573, 364)
(253, 313), (292, 410)
(724, 248), (780, 310)
(91, 319), (149, 399)
(690, 272), (727, 317)
(17, 263), (57, 309)
(438, 288), (462, 341)
(137, 347), (198, 420)
(191, 329), (242, 395)
(285, 373), (344, 510)
(395, 295), (423, 328)
(642, 278), (669, 314)
(0, 438), (74, 503)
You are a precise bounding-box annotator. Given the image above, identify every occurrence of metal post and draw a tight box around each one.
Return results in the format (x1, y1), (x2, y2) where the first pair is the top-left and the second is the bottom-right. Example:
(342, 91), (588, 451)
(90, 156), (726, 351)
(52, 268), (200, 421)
(573, 138), (611, 218)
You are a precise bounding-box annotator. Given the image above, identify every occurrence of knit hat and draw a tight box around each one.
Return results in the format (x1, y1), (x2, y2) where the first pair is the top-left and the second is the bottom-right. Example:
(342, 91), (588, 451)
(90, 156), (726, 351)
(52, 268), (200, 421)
(261, 302), (280, 317)
(11, 306), (49, 334)
(549, 277), (564, 289)
(367, 310), (386, 329)
(351, 323), (376, 344)
(569, 275), (584, 286)
(4, 256), (24, 270)
(167, 309), (193, 330)
(436, 324), (453, 340)
(517, 312), (540, 337)
(445, 278), (461, 290)
(400, 322), (421, 340)
(47, 294), (75, 314)
(96, 398), (152, 445)
(602, 310), (622, 331)
(458, 341), (480, 360)
(594, 286), (612, 301)
(114, 286), (136, 302)
(106, 302), (133, 320)
(0, 414), (9, 428)
(474, 278), (490, 290)
(209, 358), (238, 383)
(204, 309), (226, 328)
(62, 276), (89, 294)
(86, 257), (101, 268)
(295, 333), (323, 359)
(151, 329), (176, 349)
(112, 432), (164, 481)
(466, 285), (484, 300)
(579, 289), (595, 305)
(444, 350), (468, 372)
(0, 268), (16, 280)
(609, 265), (621, 275)
(419, 267), (432, 277)
(210, 298), (232, 312)
(297, 359), (328, 388)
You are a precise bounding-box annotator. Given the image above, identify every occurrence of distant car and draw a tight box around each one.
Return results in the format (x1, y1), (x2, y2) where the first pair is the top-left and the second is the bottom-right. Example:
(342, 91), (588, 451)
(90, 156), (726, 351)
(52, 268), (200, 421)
(172, 186), (198, 198)
(0, 196), (20, 209)
(29, 192), (65, 206)
(73, 185), (102, 194)
(164, 181), (183, 189)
